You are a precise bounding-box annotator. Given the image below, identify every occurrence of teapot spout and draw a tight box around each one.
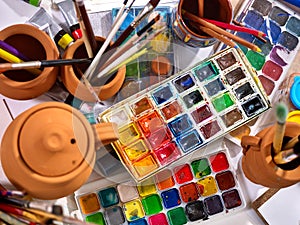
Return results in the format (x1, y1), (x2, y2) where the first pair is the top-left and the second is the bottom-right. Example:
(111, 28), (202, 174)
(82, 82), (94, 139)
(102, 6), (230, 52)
(93, 122), (119, 147)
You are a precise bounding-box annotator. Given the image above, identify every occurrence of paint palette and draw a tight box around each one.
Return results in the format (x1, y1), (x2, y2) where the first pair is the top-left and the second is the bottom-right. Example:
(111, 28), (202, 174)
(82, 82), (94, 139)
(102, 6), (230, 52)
(234, 0), (300, 100)
(98, 47), (270, 182)
(112, 6), (176, 84)
(75, 149), (246, 225)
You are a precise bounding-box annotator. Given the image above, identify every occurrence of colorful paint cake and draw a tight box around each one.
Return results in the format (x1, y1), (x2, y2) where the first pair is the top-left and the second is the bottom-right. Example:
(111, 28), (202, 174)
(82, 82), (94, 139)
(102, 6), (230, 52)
(99, 47), (270, 182)
(235, 0), (300, 99)
(111, 6), (175, 83)
(75, 150), (245, 225)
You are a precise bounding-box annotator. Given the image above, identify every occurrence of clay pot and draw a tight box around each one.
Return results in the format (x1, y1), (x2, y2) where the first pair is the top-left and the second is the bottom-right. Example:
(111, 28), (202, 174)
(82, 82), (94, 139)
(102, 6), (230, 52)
(0, 102), (118, 200)
(0, 24), (59, 100)
(61, 37), (126, 102)
(241, 122), (300, 188)
(173, 0), (233, 47)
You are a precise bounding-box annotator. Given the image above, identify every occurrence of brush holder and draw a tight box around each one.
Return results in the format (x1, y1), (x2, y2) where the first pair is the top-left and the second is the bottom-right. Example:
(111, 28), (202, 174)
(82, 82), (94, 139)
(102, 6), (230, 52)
(0, 24), (59, 100)
(61, 37), (126, 102)
(0, 102), (118, 200)
(173, 0), (233, 47)
(241, 122), (300, 188)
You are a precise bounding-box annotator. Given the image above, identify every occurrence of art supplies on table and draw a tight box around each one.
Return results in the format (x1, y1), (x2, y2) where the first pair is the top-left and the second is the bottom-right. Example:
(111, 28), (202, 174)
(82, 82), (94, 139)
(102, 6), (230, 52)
(74, 148), (246, 225)
(111, 5), (176, 83)
(98, 47), (270, 182)
(234, 0), (300, 100)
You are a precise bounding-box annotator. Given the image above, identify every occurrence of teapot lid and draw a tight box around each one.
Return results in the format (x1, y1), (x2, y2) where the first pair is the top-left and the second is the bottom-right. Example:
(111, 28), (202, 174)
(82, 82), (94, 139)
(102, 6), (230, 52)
(18, 104), (93, 177)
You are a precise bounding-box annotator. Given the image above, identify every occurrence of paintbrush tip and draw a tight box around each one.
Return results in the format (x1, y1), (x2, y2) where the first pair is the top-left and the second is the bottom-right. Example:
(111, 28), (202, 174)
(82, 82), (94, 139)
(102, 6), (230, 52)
(276, 102), (289, 124)
(149, 0), (160, 8)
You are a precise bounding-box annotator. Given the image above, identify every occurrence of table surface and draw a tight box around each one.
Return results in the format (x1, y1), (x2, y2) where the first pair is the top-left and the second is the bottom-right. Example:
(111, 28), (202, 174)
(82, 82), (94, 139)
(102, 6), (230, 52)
(0, 0), (299, 224)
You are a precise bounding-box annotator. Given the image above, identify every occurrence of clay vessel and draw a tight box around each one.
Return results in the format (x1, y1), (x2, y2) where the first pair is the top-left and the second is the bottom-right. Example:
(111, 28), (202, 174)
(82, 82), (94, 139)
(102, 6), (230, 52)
(0, 24), (59, 100)
(0, 102), (118, 200)
(241, 122), (300, 188)
(61, 37), (126, 102)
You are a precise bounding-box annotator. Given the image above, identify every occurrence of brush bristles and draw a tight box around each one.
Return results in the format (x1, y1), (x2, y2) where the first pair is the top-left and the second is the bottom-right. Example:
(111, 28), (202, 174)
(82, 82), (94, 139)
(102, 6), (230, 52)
(276, 102), (288, 124)
(150, 0), (160, 8)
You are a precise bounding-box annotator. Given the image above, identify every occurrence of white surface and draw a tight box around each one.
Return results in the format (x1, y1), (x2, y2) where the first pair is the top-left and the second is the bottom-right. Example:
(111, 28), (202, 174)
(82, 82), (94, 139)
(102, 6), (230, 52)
(258, 183), (300, 225)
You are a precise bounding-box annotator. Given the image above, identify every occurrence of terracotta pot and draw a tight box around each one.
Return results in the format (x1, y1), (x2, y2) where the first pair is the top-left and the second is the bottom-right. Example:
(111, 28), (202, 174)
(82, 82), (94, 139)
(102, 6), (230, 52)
(0, 24), (59, 100)
(241, 122), (300, 188)
(0, 102), (118, 200)
(61, 37), (126, 102)
(173, 0), (233, 47)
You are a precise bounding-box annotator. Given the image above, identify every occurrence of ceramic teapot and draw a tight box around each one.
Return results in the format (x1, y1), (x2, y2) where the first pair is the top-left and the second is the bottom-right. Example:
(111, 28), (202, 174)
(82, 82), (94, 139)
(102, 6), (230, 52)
(0, 102), (118, 200)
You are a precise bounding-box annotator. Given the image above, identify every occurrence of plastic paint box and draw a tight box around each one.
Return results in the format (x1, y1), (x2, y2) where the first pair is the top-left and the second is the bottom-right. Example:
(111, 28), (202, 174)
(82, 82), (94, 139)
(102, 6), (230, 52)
(234, 0), (300, 100)
(74, 149), (247, 225)
(98, 47), (270, 182)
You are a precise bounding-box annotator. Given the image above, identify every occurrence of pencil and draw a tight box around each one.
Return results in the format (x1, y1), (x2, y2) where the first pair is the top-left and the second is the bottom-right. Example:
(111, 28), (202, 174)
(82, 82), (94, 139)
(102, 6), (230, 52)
(74, 0), (98, 56)
(233, 19), (267, 43)
(198, 0), (204, 18)
(0, 58), (92, 73)
(204, 18), (266, 38)
(182, 10), (262, 52)
(272, 102), (289, 154)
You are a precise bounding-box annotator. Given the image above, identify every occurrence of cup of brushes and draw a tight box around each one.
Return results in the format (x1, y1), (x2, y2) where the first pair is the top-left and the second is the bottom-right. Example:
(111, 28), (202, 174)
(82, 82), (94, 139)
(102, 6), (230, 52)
(0, 101), (120, 200)
(61, 36), (126, 102)
(0, 24), (60, 100)
(241, 102), (300, 188)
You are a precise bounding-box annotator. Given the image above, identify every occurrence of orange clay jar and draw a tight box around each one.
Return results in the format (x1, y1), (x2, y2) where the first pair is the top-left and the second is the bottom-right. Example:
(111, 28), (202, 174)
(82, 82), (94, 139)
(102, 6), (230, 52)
(0, 102), (118, 200)
(0, 24), (59, 100)
(241, 122), (300, 188)
(61, 37), (126, 102)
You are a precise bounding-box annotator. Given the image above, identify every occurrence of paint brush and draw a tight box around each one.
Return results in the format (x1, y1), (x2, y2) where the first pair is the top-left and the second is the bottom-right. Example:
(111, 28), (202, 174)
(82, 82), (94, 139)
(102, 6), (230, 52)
(99, 14), (161, 72)
(84, 0), (136, 80)
(110, 0), (161, 49)
(189, 21), (238, 49)
(198, 0), (204, 18)
(73, 0), (93, 57)
(204, 18), (266, 38)
(0, 48), (41, 76)
(0, 41), (30, 61)
(283, 134), (300, 150)
(182, 10), (262, 52)
(0, 58), (92, 73)
(95, 26), (165, 80)
(272, 102), (289, 154)
(74, 0), (98, 56)
(273, 145), (300, 165)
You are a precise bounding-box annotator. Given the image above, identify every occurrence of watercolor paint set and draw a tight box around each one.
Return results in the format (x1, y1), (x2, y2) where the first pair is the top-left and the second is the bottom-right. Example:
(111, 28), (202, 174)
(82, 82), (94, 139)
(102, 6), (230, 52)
(98, 47), (270, 182)
(234, 0), (300, 100)
(75, 149), (246, 225)
(111, 6), (176, 81)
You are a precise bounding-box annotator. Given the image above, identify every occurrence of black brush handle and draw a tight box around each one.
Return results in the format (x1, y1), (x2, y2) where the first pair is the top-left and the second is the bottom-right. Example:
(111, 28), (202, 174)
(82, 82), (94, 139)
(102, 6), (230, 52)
(110, 25), (135, 49)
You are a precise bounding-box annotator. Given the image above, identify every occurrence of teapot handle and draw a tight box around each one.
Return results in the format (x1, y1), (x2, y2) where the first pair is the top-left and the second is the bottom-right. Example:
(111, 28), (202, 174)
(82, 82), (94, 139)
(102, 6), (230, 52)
(92, 122), (119, 147)
(241, 135), (261, 155)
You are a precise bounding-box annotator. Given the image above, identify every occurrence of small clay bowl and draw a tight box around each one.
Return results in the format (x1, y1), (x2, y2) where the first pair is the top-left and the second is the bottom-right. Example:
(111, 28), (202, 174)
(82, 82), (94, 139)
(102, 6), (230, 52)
(61, 37), (126, 102)
(0, 24), (59, 100)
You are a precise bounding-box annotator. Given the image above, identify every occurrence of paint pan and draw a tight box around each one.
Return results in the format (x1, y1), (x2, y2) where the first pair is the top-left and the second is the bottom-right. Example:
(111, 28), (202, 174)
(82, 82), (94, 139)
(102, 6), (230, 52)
(172, 0), (233, 47)
(234, 0), (300, 99)
(99, 47), (270, 182)
(74, 149), (246, 224)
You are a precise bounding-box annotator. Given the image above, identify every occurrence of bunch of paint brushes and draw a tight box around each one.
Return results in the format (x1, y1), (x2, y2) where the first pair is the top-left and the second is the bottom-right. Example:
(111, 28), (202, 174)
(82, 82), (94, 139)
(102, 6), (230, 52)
(181, 0), (267, 52)
(0, 190), (95, 225)
(272, 102), (300, 168)
(0, 0), (164, 87)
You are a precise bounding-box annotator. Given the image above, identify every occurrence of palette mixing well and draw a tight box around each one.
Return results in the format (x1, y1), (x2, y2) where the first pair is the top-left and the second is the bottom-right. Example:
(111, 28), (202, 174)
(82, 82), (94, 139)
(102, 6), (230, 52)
(99, 47), (270, 182)
(75, 150), (246, 225)
(234, 0), (300, 99)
